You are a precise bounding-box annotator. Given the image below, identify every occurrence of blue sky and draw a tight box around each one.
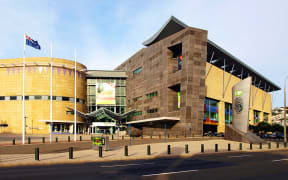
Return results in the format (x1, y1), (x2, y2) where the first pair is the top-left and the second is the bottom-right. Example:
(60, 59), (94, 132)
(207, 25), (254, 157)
(0, 0), (287, 108)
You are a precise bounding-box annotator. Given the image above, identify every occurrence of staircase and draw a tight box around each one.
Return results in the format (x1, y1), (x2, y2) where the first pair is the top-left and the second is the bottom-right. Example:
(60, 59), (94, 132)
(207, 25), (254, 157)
(225, 124), (265, 143)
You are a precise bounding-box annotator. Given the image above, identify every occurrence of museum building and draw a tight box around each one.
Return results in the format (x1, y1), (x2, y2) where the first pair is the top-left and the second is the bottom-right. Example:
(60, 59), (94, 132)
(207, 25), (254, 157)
(115, 16), (280, 136)
(0, 16), (280, 135)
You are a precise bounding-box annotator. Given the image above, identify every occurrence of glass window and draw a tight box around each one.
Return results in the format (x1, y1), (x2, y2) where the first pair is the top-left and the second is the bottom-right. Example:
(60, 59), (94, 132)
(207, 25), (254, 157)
(62, 97), (69, 101)
(10, 96), (17, 100)
(34, 96), (42, 100)
(69, 97), (74, 102)
(121, 87), (125, 96)
(225, 103), (232, 124)
(76, 98), (80, 103)
(121, 97), (125, 105)
(116, 79), (121, 87)
(147, 108), (158, 114)
(25, 96), (29, 100)
(29, 96), (35, 100)
(116, 97), (121, 105)
(42, 96), (49, 100)
(56, 96), (62, 101)
(133, 67), (142, 75)
(203, 97), (219, 124)
(264, 113), (269, 122)
(16, 96), (22, 100)
(116, 87), (121, 96)
(254, 110), (260, 124)
(121, 107), (125, 114)
(88, 85), (96, 95)
(0, 96), (4, 100)
(121, 79), (126, 86)
(66, 111), (74, 115)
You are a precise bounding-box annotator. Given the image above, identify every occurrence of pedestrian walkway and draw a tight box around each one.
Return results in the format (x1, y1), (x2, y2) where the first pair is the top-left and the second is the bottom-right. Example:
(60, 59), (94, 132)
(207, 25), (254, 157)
(0, 139), (285, 167)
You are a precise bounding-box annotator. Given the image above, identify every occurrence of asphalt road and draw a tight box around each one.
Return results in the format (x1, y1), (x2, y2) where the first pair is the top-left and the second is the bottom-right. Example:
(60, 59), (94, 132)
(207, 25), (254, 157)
(0, 150), (288, 180)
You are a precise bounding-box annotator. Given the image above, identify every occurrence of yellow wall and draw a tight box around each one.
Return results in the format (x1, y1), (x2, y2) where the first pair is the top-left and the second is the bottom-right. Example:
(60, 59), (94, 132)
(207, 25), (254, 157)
(205, 62), (272, 133)
(0, 57), (87, 134)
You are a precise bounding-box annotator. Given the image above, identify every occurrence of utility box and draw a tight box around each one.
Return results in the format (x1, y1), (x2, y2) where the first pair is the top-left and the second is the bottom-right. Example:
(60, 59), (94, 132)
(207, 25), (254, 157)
(92, 136), (109, 151)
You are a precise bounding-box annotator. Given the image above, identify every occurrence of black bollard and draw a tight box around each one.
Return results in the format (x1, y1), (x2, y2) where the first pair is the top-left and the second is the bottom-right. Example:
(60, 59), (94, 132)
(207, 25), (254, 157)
(215, 144), (218, 152)
(201, 144), (204, 153)
(277, 142), (279, 148)
(80, 136), (82, 141)
(228, 144), (231, 151)
(69, 147), (73, 159)
(112, 135), (114, 140)
(268, 142), (271, 149)
(284, 142), (287, 148)
(56, 137), (58, 143)
(99, 146), (103, 158)
(12, 138), (15, 145)
(259, 143), (262, 149)
(28, 137), (31, 144)
(239, 143), (242, 151)
(168, 144), (171, 154)
(35, 147), (39, 161)
(168, 134), (170, 139)
(124, 145), (128, 156)
(185, 144), (189, 153)
(250, 143), (253, 150)
(68, 136), (70, 142)
(147, 145), (151, 155)
(42, 137), (45, 144)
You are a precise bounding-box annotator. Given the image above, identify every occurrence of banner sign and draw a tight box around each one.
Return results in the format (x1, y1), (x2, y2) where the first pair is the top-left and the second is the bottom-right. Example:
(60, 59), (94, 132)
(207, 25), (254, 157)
(232, 77), (252, 133)
(96, 81), (116, 104)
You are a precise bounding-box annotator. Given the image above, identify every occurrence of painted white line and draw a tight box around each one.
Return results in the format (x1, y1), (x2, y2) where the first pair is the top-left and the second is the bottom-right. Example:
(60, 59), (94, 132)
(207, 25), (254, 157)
(228, 155), (252, 158)
(142, 169), (199, 177)
(272, 159), (288, 162)
(100, 162), (154, 168)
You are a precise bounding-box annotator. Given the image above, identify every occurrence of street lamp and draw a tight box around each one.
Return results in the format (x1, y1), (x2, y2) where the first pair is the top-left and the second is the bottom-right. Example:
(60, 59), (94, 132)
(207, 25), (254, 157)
(284, 76), (288, 143)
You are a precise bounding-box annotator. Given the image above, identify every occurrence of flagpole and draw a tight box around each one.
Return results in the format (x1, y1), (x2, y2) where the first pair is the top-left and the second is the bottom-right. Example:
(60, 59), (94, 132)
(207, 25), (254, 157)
(74, 48), (77, 142)
(22, 33), (26, 144)
(50, 41), (53, 144)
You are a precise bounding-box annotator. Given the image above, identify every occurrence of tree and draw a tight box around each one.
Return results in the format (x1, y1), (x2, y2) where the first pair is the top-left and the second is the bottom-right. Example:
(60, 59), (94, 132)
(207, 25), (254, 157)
(271, 123), (284, 133)
(255, 122), (271, 133)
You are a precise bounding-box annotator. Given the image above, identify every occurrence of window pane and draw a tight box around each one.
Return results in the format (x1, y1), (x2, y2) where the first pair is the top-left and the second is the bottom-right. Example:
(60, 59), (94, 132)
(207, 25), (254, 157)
(121, 87), (125, 96)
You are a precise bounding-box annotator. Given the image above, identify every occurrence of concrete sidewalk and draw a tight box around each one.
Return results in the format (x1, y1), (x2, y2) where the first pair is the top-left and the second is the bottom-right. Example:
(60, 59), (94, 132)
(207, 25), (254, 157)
(0, 139), (285, 167)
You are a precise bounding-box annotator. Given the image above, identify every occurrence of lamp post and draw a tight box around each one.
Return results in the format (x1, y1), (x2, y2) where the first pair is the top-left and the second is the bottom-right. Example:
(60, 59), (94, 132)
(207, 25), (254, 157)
(284, 76), (288, 143)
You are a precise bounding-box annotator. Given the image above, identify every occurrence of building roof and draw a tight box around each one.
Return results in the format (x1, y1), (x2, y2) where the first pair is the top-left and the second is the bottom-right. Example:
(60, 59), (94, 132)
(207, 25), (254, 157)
(86, 70), (127, 78)
(142, 16), (280, 92)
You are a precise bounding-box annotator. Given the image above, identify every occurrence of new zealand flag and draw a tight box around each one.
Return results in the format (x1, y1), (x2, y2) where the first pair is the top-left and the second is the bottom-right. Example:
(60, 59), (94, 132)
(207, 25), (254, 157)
(26, 35), (41, 50)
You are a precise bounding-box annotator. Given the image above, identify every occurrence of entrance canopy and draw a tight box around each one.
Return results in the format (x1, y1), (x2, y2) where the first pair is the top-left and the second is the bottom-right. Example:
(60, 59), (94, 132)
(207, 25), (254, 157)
(126, 117), (180, 125)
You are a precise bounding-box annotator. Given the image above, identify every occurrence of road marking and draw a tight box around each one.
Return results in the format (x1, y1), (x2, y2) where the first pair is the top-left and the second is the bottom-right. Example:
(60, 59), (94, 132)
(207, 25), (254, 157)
(142, 169), (199, 177)
(228, 155), (252, 158)
(272, 159), (288, 162)
(100, 162), (154, 168)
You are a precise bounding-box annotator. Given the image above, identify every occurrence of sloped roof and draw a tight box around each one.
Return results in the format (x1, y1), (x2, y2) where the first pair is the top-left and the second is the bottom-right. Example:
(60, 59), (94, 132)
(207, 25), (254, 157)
(143, 16), (188, 46)
(142, 16), (280, 92)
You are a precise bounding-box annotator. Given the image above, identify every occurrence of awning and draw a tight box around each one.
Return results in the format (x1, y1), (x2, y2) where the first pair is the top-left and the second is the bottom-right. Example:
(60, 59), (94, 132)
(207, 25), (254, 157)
(126, 117), (180, 125)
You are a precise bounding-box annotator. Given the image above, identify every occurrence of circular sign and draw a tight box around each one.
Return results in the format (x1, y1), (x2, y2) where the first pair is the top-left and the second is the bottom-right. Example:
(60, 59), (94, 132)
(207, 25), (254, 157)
(234, 97), (243, 114)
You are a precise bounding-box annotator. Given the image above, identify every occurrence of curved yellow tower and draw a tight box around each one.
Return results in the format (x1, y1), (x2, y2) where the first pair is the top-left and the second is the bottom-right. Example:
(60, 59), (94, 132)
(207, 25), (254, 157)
(0, 57), (86, 134)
